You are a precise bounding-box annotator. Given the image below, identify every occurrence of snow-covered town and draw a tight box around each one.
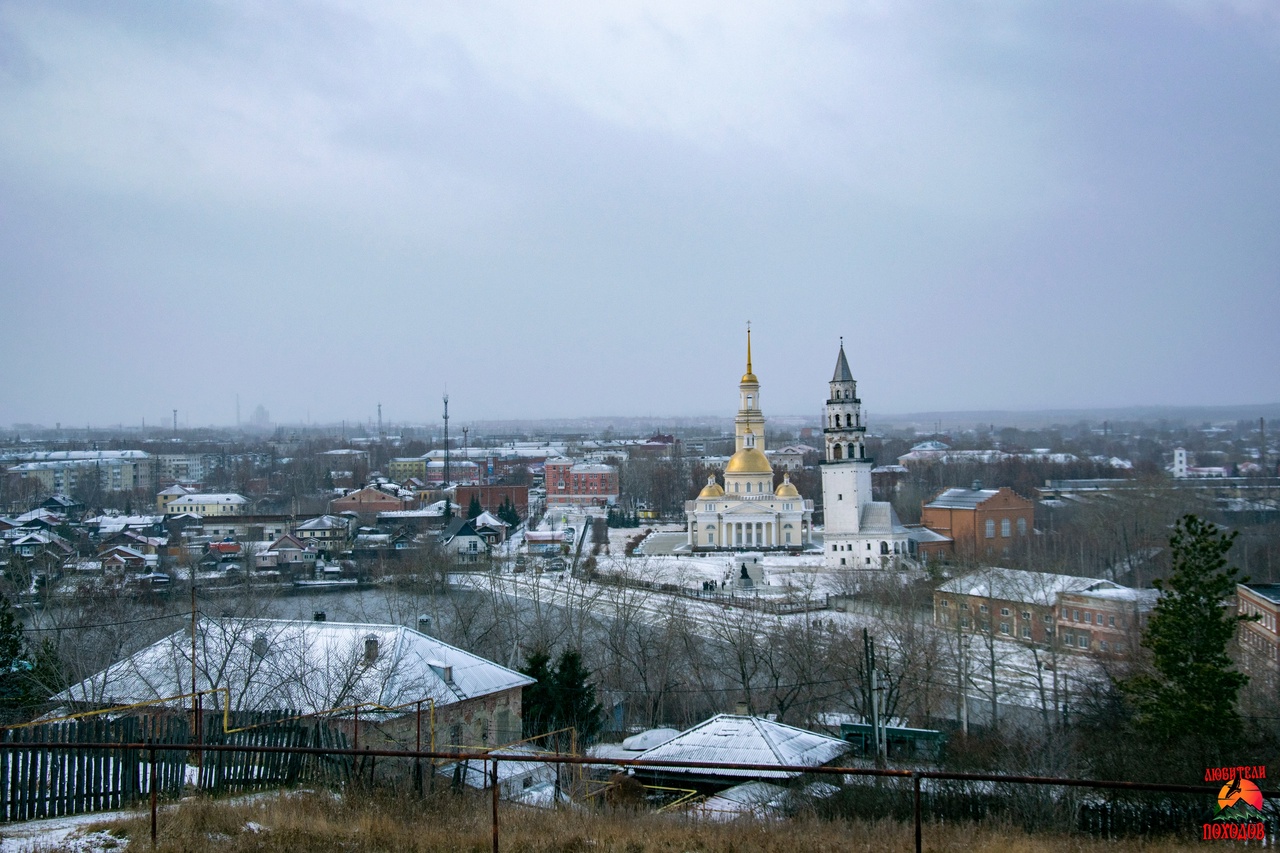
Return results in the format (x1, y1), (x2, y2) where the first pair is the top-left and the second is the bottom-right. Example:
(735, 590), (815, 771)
(2, 3), (1277, 848)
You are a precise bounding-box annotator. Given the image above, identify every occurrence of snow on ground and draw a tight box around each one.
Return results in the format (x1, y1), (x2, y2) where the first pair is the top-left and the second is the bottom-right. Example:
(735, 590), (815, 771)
(0, 810), (129, 852)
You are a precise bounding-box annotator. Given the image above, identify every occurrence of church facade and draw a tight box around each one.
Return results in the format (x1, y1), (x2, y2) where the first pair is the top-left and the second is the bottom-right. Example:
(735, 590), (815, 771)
(684, 331), (814, 551)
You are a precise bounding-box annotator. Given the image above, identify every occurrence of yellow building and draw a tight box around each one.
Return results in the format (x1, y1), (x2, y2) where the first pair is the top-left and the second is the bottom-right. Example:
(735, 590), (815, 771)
(685, 329), (814, 551)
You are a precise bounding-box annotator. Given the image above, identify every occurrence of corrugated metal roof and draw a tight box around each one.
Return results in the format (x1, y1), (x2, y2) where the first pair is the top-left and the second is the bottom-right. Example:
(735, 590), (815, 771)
(54, 618), (533, 716)
(636, 714), (848, 780)
(858, 502), (909, 535)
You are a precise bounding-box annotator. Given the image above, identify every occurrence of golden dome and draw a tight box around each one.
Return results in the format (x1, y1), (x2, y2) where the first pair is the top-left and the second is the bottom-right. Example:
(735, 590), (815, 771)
(725, 447), (773, 475)
(775, 475), (799, 498)
(698, 476), (725, 499)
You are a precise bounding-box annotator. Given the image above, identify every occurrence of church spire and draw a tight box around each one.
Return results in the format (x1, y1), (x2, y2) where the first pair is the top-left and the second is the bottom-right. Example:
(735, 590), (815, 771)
(832, 338), (854, 383)
(742, 322), (757, 384)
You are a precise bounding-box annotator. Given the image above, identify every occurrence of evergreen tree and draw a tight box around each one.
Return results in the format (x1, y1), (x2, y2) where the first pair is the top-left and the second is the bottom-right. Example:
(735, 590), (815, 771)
(0, 592), (35, 721)
(518, 648), (604, 748)
(1123, 515), (1254, 751)
(467, 495), (482, 519)
(551, 649), (604, 747)
(518, 650), (555, 738)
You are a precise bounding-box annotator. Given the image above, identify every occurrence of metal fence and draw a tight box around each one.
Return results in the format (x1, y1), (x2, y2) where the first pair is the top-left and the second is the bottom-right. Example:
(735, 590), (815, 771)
(1, 736), (1274, 852)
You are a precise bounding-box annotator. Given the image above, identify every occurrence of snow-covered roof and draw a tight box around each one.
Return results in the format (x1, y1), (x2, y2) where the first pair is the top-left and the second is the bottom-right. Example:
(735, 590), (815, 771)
(294, 515), (348, 531)
(54, 618), (534, 715)
(924, 487), (1001, 509)
(167, 494), (248, 506)
(938, 568), (1121, 606)
(635, 714), (848, 780)
(472, 511), (508, 529)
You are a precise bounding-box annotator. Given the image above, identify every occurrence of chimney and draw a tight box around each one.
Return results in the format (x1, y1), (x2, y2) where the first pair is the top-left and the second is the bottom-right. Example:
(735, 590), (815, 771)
(734, 701), (749, 716)
(972, 480), (983, 491)
(313, 611), (326, 622)
(417, 614), (432, 634)
(363, 635), (379, 665)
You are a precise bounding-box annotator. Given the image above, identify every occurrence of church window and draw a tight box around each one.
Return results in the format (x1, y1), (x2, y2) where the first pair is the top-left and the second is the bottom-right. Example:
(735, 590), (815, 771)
(832, 545), (837, 552)
(845, 414), (852, 427)
(1001, 518), (1011, 537)
(734, 483), (739, 493)
(985, 520), (995, 538)
(746, 482), (751, 494)
(880, 542), (889, 554)
(833, 444), (843, 460)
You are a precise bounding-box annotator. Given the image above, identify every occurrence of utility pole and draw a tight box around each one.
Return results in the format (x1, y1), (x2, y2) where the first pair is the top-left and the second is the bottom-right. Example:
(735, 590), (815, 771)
(172, 409), (178, 437)
(442, 394), (451, 488)
(378, 403), (383, 441)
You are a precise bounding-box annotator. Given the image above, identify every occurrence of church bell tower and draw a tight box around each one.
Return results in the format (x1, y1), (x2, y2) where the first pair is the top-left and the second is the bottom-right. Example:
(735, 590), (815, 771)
(821, 340), (874, 567)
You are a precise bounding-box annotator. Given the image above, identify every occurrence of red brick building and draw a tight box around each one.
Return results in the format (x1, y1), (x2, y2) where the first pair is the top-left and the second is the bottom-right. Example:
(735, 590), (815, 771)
(1238, 583), (1280, 692)
(544, 458), (618, 507)
(329, 486), (411, 518)
(454, 485), (530, 519)
(919, 485), (1034, 557)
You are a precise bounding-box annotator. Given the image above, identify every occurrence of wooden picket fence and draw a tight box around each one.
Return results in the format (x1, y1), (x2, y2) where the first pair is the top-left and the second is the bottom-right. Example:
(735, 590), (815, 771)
(0, 710), (349, 822)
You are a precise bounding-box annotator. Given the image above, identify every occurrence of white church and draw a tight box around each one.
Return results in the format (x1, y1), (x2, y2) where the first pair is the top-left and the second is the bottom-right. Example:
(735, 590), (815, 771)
(684, 332), (913, 570)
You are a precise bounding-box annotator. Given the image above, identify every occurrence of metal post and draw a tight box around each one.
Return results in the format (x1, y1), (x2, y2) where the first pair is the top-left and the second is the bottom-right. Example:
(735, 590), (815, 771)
(149, 744), (158, 846)
(491, 758), (499, 853)
(415, 701), (423, 794)
(195, 693), (203, 779)
(354, 706), (359, 751)
(913, 772), (922, 853)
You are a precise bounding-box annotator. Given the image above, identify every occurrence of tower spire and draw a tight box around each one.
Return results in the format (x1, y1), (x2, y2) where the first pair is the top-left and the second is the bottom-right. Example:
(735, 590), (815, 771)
(746, 321), (752, 376)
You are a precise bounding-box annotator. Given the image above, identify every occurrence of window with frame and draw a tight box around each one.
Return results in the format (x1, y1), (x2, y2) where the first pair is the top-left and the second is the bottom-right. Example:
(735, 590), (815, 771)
(1017, 518), (1027, 536)
(1001, 518), (1011, 537)
(940, 599), (950, 608)
(1021, 625), (1032, 638)
(1000, 622), (1010, 634)
(1000, 608), (1010, 617)
(1021, 611), (1031, 621)
(1085, 612), (1093, 624)
(1072, 610), (1079, 621)
(985, 519), (995, 538)
(979, 604), (989, 613)
(1108, 615), (1116, 627)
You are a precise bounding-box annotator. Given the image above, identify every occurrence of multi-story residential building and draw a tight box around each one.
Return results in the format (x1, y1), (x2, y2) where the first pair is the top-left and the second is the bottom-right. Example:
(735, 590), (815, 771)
(386, 457), (428, 482)
(1238, 583), (1280, 691)
(545, 459), (619, 507)
(155, 454), (210, 486)
(7, 451), (154, 494)
(919, 485), (1034, 557)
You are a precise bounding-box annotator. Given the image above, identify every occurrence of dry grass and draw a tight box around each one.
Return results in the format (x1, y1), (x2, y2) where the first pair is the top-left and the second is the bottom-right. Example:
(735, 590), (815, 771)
(56, 789), (1226, 853)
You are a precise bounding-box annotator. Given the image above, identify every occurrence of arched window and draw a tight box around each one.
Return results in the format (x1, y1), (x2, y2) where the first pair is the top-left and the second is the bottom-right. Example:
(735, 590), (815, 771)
(985, 519), (995, 538)
(746, 482), (751, 494)
(845, 413), (852, 427)
(833, 444), (843, 460)
(880, 541), (889, 554)
(1017, 518), (1027, 536)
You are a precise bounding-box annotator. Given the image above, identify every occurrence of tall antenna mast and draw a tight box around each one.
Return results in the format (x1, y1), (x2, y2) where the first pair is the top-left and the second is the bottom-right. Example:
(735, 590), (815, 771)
(442, 393), (451, 488)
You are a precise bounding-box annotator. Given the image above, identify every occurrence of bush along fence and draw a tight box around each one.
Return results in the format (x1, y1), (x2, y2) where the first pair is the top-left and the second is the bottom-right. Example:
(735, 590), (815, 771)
(2, 736), (1279, 852)
(0, 710), (349, 822)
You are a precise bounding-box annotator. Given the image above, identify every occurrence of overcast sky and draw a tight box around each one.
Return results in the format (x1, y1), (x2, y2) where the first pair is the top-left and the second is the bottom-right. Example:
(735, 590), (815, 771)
(1, 1), (1277, 428)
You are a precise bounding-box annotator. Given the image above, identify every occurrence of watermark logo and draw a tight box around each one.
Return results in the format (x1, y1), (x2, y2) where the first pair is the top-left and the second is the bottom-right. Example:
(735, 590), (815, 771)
(1202, 766), (1267, 841)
